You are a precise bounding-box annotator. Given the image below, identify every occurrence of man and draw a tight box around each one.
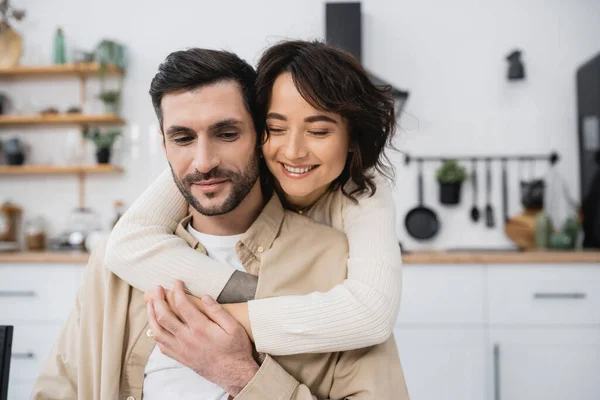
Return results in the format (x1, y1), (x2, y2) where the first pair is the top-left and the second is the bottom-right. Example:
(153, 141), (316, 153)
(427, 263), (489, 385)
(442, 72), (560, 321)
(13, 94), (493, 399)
(32, 48), (409, 399)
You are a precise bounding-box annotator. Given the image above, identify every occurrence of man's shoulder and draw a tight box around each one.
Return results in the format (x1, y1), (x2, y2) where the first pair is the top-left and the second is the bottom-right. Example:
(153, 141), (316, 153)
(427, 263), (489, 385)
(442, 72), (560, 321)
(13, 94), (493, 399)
(281, 210), (347, 241)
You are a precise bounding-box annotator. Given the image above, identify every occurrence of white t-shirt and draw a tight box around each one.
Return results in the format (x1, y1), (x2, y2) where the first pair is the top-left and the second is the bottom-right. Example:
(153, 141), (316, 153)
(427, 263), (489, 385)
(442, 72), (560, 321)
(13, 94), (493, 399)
(143, 224), (245, 400)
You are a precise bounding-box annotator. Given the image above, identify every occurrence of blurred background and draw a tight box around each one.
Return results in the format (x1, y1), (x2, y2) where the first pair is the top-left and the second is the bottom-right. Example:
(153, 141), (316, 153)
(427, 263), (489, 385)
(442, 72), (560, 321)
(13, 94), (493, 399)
(0, 1), (599, 399)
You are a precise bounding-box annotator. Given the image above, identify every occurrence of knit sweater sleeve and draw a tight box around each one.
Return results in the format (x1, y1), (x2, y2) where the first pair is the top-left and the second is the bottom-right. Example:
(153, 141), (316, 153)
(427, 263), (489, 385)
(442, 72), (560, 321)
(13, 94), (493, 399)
(249, 176), (402, 355)
(104, 169), (236, 299)
(105, 170), (402, 355)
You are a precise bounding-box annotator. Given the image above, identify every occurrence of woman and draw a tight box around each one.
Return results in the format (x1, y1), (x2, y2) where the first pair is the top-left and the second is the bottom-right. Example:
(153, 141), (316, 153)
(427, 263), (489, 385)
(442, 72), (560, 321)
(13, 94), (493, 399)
(105, 39), (402, 356)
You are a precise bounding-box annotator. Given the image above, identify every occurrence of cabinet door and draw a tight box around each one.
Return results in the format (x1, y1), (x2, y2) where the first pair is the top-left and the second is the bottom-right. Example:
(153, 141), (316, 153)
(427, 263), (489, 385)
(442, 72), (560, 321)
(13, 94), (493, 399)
(488, 329), (600, 400)
(394, 327), (486, 400)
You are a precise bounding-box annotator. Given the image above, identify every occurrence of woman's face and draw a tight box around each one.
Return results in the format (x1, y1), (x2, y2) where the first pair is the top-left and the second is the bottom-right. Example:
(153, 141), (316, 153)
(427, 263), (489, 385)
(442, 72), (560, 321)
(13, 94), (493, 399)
(262, 73), (350, 208)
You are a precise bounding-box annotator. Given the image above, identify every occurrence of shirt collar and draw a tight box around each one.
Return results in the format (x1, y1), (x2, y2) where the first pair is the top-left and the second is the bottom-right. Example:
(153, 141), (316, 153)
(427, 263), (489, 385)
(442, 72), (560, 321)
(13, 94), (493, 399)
(174, 193), (285, 257)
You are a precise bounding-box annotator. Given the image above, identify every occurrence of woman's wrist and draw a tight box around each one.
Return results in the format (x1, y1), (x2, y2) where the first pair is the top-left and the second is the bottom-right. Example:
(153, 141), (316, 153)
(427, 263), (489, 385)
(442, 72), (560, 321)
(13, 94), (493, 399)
(222, 302), (254, 342)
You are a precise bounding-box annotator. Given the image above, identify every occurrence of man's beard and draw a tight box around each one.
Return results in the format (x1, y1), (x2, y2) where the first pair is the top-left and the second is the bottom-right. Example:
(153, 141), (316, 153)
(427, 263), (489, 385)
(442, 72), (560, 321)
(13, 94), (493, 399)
(170, 156), (260, 216)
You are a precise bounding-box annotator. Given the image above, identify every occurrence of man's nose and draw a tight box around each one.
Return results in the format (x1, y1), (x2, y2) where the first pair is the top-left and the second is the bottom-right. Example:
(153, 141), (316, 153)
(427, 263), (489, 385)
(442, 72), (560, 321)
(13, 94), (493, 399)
(191, 141), (220, 173)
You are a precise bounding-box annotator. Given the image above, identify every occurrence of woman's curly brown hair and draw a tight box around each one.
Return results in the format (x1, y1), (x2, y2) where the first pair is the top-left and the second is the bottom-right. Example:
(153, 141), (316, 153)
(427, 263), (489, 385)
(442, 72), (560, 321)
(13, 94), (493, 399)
(256, 39), (397, 201)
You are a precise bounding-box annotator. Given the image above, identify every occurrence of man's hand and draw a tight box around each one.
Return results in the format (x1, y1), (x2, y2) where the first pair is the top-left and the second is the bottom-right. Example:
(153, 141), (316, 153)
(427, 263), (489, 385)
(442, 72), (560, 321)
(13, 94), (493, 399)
(147, 281), (259, 396)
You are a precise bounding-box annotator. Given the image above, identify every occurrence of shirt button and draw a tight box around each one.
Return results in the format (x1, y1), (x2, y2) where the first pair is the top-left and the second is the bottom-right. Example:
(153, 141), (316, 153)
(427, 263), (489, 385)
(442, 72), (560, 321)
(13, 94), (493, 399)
(127, 396), (136, 400)
(257, 246), (264, 253)
(146, 329), (153, 338)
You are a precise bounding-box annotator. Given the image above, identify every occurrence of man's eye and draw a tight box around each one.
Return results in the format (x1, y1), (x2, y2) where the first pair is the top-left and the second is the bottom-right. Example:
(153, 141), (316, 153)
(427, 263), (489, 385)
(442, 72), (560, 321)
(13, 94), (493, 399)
(173, 136), (193, 144)
(218, 132), (239, 141)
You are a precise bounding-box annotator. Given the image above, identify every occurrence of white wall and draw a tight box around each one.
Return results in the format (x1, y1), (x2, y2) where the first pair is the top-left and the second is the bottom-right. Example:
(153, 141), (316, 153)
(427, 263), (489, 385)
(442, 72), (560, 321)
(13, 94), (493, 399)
(1, 0), (599, 250)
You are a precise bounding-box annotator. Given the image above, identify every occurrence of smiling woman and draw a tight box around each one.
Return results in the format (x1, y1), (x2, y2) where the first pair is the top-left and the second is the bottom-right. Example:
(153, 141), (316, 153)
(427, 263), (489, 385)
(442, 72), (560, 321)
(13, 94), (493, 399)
(104, 40), (403, 357)
(262, 72), (350, 209)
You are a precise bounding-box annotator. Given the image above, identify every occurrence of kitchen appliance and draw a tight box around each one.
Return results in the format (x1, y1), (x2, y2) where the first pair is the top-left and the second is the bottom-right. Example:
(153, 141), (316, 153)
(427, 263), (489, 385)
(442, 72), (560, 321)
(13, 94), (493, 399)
(325, 2), (409, 116)
(0, 325), (13, 400)
(577, 52), (600, 248)
(405, 159), (439, 240)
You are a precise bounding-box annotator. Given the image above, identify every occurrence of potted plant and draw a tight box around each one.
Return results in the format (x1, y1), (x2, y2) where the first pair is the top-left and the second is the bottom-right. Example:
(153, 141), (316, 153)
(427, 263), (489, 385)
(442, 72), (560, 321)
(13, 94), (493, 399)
(84, 128), (121, 164)
(98, 90), (121, 115)
(436, 159), (467, 205)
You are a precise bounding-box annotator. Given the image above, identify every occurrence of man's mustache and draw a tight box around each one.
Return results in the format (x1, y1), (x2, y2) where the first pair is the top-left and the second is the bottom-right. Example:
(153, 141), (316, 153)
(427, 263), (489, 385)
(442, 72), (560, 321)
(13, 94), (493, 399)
(182, 168), (236, 185)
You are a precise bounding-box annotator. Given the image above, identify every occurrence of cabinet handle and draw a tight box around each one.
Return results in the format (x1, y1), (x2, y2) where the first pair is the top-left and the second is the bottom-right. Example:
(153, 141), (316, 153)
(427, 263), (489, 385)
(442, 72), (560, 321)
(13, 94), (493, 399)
(493, 344), (501, 400)
(533, 292), (586, 300)
(0, 290), (36, 297)
(12, 352), (35, 359)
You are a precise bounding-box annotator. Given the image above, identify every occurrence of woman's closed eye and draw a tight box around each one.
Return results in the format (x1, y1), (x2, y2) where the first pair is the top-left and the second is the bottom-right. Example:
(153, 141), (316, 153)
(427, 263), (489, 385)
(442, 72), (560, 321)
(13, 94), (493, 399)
(267, 126), (286, 134)
(308, 130), (330, 137)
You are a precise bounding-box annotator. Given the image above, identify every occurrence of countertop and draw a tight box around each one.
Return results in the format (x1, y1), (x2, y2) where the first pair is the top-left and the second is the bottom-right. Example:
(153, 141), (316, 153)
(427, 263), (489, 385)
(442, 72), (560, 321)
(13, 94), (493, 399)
(402, 250), (600, 264)
(0, 250), (599, 264)
(0, 251), (90, 264)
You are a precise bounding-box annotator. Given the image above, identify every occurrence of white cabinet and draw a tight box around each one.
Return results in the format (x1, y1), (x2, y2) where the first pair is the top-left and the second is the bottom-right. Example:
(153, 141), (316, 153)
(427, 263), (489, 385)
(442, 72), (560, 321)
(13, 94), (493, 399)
(488, 329), (600, 400)
(398, 263), (600, 400)
(488, 265), (600, 325)
(395, 328), (486, 400)
(397, 265), (485, 325)
(0, 262), (85, 399)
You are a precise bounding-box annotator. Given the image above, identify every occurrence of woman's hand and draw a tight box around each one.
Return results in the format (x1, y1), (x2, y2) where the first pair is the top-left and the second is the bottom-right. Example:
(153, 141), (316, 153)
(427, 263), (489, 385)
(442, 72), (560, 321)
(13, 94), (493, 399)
(144, 281), (254, 342)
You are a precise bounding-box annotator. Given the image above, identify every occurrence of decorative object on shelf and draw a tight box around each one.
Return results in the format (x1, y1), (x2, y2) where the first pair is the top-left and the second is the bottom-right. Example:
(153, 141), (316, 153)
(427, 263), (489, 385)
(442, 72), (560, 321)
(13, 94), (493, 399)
(95, 39), (126, 69)
(40, 106), (59, 115)
(112, 200), (124, 228)
(506, 49), (525, 81)
(0, 92), (7, 114)
(96, 40), (126, 115)
(0, 200), (21, 244)
(0, 0), (25, 68)
(436, 159), (467, 205)
(72, 49), (94, 64)
(25, 215), (46, 250)
(1, 136), (25, 165)
(98, 90), (121, 114)
(50, 207), (102, 251)
(53, 27), (66, 64)
(66, 106), (81, 113)
(84, 128), (121, 164)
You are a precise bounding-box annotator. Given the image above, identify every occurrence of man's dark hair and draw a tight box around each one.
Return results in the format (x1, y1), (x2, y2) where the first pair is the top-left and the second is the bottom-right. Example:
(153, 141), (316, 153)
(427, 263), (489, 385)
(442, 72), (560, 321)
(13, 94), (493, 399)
(149, 48), (263, 136)
(256, 40), (397, 201)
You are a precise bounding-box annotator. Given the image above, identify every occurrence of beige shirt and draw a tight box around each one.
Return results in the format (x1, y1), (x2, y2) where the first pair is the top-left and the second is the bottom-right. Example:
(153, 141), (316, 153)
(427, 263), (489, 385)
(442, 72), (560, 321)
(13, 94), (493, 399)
(32, 195), (410, 400)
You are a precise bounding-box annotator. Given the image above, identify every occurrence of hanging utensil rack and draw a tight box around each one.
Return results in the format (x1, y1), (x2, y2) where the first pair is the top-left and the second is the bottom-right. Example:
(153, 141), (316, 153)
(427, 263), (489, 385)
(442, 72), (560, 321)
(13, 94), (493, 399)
(404, 152), (560, 165)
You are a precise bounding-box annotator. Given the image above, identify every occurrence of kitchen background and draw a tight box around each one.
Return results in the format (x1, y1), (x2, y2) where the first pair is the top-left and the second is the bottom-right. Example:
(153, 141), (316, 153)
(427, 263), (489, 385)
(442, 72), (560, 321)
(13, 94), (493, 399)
(1, 1), (600, 400)
(1, 0), (599, 250)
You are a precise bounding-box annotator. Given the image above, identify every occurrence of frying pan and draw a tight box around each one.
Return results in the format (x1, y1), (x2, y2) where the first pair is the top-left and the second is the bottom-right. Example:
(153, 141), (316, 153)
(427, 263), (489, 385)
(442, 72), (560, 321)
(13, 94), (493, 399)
(405, 159), (440, 240)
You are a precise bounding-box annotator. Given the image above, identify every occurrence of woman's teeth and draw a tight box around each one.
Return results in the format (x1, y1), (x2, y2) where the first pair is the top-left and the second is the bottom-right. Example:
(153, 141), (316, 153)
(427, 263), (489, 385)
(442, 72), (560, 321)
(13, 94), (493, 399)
(283, 164), (314, 174)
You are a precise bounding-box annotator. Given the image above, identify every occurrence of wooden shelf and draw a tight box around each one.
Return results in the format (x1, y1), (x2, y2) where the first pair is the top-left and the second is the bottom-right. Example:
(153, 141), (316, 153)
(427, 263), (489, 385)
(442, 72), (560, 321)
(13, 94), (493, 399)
(0, 63), (124, 78)
(0, 114), (125, 127)
(0, 165), (124, 175)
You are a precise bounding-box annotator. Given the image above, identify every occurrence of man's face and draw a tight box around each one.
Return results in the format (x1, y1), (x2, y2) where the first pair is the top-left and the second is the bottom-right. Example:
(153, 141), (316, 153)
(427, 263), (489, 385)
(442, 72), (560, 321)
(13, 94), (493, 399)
(161, 81), (260, 216)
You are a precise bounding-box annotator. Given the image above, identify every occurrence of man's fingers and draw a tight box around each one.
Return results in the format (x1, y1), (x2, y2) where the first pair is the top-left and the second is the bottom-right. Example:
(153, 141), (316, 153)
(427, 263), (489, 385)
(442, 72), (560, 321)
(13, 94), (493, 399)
(173, 281), (211, 329)
(147, 301), (174, 345)
(153, 297), (185, 336)
(199, 295), (240, 335)
(145, 285), (167, 303)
